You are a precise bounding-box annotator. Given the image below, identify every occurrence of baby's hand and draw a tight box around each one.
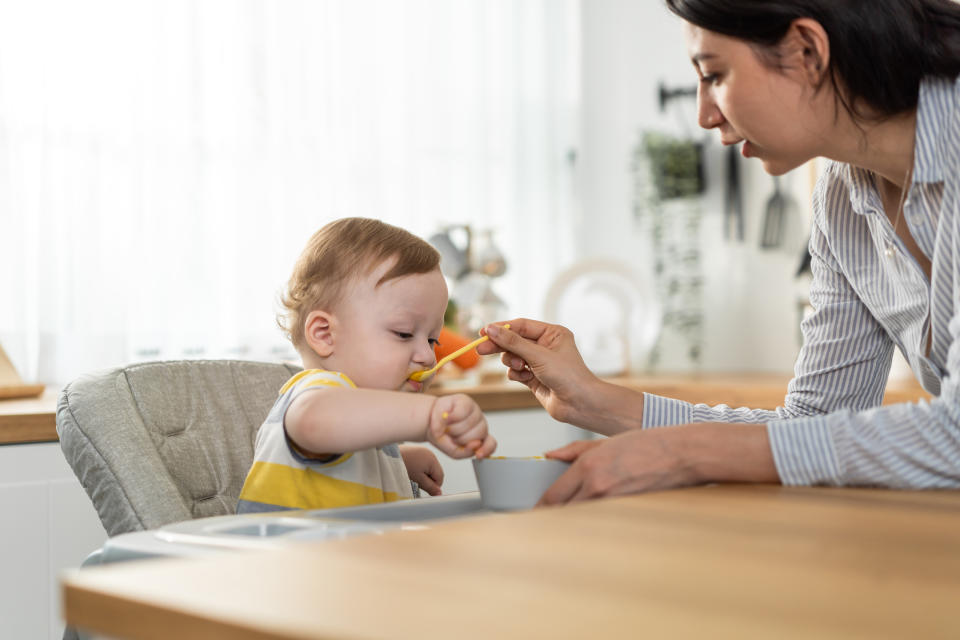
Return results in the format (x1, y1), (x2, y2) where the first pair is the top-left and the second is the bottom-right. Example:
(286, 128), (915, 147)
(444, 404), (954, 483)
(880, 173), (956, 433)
(428, 394), (497, 459)
(399, 444), (444, 496)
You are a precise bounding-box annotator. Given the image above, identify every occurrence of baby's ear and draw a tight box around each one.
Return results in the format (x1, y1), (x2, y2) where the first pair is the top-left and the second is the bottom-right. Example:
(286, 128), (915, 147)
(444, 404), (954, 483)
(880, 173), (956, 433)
(304, 310), (336, 357)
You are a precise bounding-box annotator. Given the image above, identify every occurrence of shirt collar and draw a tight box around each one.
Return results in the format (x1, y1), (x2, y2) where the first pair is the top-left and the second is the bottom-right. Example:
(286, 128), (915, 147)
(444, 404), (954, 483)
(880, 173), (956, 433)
(839, 76), (954, 216)
(912, 76), (954, 184)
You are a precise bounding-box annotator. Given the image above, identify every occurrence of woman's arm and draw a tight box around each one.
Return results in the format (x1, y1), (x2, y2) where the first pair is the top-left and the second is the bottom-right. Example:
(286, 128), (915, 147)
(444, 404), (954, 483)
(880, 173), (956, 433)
(483, 170), (896, 433)
(651, 176), (896, 430)
(540, 423), (778, 504)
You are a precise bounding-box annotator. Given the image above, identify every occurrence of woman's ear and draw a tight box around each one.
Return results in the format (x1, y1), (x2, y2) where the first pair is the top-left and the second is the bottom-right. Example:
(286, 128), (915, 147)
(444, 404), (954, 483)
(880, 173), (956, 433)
(304, 310), (336, 357)
(786, 17), (830, 85)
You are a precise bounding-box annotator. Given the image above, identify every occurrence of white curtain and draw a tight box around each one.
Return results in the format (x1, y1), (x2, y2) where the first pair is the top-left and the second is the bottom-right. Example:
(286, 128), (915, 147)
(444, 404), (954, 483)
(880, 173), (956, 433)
(0, 0), (579, 385)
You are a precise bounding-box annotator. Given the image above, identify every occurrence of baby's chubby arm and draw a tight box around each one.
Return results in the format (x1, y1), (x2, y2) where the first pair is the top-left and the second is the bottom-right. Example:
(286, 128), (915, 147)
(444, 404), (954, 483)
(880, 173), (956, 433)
(284, 388), (496, 459)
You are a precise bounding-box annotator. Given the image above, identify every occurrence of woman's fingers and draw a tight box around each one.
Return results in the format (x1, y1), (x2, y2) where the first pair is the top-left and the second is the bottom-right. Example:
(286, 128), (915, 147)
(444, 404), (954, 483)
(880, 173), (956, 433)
(495, 317), (553, 341)
(483, 323), (544, 363)
(545, 440), (601, 461)
(500, 352), (527, 371)
(535, 441), (605, 505)
(537, 465), (582, 506)
(477, 318), (549, 355)
(506, 368), (534, 383)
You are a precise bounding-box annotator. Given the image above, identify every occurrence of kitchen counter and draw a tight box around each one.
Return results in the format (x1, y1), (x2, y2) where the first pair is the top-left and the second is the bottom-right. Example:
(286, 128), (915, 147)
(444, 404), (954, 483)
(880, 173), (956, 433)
(62, 484), (960, 639)
(0, 375), (933, 445)
(0, 390), (60, 444)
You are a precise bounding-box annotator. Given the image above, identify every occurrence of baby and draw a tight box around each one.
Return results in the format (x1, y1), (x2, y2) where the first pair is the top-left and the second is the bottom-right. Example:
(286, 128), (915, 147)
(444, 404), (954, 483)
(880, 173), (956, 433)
(238, 217), (496, 513)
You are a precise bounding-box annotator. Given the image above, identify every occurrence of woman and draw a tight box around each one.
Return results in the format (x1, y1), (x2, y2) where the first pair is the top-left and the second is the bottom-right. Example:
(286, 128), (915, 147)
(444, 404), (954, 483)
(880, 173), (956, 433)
(478, 0), (960, 504)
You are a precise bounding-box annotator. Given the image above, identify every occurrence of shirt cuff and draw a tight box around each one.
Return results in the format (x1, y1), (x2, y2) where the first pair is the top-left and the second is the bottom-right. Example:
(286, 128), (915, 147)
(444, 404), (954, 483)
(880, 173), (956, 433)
(767, 415), (843, 486)
(642, 393), (693, 428)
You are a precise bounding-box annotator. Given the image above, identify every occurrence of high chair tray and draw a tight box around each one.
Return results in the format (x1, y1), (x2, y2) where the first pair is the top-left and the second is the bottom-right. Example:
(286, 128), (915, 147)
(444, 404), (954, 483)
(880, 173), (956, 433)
(94, 492), (488, 564)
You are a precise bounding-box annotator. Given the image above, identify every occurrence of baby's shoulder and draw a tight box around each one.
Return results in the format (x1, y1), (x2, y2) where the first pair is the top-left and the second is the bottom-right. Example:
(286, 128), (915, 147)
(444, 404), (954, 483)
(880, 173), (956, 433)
(282, 369), (357, 395)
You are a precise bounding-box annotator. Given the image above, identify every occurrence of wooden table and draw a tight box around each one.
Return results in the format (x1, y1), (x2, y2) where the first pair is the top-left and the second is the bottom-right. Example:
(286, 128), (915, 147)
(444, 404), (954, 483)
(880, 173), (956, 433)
(62, 484), (960, 639)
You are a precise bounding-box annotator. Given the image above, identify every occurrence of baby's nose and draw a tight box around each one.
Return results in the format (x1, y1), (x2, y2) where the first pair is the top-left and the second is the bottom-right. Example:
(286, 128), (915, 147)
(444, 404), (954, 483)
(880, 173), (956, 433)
(413, 342), (437, 366)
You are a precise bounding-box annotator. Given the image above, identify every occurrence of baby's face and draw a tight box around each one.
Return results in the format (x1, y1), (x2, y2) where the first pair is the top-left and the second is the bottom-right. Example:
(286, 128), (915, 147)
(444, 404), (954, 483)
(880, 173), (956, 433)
(329, 264), (447, 392)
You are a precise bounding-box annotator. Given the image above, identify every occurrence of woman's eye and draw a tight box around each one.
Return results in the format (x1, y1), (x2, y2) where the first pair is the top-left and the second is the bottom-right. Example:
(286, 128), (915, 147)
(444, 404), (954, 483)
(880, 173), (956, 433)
(700, 73), (719, 85)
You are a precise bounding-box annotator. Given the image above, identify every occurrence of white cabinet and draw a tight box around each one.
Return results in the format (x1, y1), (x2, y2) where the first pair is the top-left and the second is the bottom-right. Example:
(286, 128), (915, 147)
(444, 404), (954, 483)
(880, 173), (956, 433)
(0, 443), (107, 640)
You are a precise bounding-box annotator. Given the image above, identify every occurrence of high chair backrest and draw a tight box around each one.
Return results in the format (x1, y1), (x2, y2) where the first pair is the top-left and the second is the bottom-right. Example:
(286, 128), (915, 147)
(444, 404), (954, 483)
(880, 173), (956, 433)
(56, 359), (300, 537)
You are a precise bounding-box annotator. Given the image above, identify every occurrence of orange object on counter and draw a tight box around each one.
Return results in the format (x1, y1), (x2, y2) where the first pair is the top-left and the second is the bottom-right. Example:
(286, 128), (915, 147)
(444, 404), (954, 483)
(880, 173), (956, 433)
(434, 327), (481, 370)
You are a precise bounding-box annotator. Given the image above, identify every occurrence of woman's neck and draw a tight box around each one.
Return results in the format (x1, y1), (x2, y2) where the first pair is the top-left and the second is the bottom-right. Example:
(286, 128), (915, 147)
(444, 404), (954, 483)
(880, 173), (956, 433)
(822, 108), (917, 188)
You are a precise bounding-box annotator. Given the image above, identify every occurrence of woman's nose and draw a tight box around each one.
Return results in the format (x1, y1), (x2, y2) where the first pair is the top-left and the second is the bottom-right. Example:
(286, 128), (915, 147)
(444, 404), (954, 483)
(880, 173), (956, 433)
(697, 87), (723, 129)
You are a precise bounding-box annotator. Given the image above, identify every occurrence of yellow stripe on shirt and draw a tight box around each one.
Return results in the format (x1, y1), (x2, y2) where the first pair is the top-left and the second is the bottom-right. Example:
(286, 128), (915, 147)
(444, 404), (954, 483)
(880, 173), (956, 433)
(239, 460), (408, 510)
(279, 369), (357, 395)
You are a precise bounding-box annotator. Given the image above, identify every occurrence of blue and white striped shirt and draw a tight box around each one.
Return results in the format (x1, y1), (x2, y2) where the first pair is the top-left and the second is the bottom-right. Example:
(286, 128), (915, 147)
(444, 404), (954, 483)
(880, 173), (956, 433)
(643, 76), (960, 489)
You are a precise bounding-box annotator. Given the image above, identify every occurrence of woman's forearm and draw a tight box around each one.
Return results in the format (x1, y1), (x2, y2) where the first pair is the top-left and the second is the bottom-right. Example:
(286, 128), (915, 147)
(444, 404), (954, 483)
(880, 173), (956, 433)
(540, 421), (781, 504)
(570, 379), (647, 435)
(677, 422), (780, 484)
(563, 383), (780, 485)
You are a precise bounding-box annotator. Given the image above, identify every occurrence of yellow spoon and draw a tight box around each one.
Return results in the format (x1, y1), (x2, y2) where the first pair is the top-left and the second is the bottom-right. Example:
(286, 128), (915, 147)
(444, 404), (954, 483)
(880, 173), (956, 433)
(409, 323), (509, 382)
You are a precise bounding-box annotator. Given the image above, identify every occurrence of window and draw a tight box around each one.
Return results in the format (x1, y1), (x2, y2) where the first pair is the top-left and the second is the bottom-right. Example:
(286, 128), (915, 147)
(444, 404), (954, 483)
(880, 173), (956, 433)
(0, 0), (579, 384)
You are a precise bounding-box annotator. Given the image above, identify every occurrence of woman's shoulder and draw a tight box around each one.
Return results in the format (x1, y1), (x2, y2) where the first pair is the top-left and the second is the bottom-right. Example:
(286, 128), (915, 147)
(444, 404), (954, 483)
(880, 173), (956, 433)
(915, 75), (960, 181)
(812, 160), (858, 208)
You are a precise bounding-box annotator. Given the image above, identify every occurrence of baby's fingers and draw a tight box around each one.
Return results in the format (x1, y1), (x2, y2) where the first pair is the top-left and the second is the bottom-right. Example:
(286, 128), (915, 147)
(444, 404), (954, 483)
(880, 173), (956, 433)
(441, 436), (478, 459)
(474, 434), (497, 459)
(447, 421), (489, 449)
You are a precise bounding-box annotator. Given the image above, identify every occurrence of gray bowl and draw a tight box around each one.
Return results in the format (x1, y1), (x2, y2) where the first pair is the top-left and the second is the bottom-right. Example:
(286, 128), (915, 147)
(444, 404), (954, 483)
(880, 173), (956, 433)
(472, 457), (571, 511)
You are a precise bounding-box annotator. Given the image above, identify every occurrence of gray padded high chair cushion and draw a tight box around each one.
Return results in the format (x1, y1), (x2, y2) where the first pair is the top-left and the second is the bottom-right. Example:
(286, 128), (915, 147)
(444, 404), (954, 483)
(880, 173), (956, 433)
(57, 360), (300, 537)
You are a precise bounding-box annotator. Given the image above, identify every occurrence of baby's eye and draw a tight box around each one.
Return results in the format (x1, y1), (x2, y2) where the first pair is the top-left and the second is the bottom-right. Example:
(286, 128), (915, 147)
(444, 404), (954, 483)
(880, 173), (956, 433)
(393, 331), (413, 340)
(428, 338), (441, 348)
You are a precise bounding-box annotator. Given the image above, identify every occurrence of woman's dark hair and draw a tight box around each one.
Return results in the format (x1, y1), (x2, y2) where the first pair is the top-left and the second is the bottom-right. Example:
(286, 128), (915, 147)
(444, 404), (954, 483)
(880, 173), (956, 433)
(665, 0), (960, 121)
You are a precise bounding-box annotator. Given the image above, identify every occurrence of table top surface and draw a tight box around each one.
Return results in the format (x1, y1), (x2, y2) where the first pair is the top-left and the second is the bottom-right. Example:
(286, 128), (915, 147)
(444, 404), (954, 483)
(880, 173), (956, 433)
(63, 484), (960, 640)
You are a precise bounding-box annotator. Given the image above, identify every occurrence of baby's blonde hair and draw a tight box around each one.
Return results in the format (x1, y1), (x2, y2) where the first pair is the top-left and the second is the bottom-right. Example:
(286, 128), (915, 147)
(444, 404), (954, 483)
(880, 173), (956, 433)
(279, 217), (441, 350)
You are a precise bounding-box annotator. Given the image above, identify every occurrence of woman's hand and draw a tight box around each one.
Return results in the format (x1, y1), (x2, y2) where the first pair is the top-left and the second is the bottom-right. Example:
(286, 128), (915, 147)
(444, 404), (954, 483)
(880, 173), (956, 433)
(426, 394), (498, 459)
(478, 319), (604, 427)
(538, 423), (778, 505)
(538, 430), (695, 504)
(399, 444), (444, 496)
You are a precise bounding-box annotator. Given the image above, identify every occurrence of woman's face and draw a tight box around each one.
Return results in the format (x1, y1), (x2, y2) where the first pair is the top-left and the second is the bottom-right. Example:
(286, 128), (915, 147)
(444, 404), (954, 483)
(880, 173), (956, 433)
(684, 23), (828, 175)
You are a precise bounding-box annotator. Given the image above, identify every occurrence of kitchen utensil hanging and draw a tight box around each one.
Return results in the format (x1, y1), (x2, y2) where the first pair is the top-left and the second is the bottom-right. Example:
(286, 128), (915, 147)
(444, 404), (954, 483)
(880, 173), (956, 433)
(760, 176), (788, 249)
(724, 146), (744, 241)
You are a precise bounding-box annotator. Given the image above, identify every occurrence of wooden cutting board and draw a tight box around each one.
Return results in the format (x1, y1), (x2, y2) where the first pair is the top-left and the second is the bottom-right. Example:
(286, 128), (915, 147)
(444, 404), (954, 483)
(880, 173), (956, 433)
(0, 343), (44, 399)
(0, 383), (46, 400)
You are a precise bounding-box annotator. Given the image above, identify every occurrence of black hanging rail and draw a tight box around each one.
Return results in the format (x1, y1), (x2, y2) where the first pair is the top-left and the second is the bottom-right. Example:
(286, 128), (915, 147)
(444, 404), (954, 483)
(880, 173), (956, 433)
(658, 82), (698, 112)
